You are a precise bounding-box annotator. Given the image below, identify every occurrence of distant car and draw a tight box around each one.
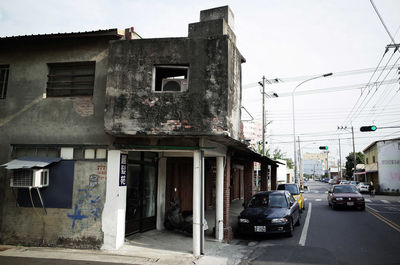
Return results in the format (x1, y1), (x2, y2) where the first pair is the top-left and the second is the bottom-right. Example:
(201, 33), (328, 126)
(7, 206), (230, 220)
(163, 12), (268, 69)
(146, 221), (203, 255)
(328, 184), (365, 210)
(356, 182), (370, 193)
(238, 191), (301, 237)
(277, 183), (305, 211)
(349, 181), (357, 186)
(339, 180), (350, 185)
(328, 179), (335, 184)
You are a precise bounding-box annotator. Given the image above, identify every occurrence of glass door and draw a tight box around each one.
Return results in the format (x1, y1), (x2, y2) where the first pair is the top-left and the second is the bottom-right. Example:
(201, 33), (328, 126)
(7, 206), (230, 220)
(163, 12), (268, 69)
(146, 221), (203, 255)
(125, 152), (157, 235)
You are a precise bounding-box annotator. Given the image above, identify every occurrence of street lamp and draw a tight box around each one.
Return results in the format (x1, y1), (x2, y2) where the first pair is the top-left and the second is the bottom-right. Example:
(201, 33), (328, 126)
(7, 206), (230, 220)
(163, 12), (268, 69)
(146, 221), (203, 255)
(292, 73), (332, 185)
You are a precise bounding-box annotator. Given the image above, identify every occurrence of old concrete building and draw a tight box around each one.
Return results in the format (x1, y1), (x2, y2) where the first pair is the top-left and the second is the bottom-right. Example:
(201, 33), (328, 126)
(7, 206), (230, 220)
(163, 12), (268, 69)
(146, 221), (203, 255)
(0, 6), (279, 256)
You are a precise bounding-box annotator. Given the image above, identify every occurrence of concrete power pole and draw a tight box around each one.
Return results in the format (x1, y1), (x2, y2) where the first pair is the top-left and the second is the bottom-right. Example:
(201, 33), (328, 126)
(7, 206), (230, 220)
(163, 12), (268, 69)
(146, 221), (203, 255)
(338, 137), (342, 179)
(262, 76), (265, 156)
(298, 136), (303, 187)
(351, 126), (356, 181)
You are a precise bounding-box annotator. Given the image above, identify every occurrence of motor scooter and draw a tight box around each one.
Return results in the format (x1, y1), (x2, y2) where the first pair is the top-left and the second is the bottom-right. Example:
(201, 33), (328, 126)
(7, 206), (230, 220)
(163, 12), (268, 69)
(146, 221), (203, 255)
(164, 197), (208, 235)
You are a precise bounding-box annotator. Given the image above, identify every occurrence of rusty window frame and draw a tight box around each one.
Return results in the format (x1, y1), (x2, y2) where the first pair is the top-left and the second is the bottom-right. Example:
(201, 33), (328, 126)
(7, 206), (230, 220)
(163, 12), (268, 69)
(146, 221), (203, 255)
(0, 64), (9, 99)
(46, 61), (95, 97)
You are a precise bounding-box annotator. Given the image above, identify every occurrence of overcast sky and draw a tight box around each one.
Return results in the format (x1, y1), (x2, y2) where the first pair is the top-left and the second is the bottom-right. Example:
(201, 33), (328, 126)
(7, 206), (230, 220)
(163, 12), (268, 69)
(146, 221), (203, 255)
(1, 0), (399, 164)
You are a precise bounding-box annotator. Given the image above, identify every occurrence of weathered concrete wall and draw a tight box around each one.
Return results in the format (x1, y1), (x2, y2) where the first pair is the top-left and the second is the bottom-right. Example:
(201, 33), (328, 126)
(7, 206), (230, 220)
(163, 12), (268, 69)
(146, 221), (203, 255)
(105, 34), (243, 140)
(0, 38), (114, 148)
(0, 37), (114, 246)
(0, 161), (107, 248)
(105, 36), (232, 137)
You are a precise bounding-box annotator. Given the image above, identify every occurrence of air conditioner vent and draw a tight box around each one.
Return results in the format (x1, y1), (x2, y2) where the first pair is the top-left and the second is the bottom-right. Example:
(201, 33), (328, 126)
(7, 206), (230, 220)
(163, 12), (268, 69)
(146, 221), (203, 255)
(11, 169), (49, 188)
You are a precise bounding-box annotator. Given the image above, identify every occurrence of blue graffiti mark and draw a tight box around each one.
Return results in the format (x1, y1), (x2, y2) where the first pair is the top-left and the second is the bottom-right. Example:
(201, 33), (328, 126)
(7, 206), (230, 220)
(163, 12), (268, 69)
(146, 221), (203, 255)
(67, 204), (88, 229)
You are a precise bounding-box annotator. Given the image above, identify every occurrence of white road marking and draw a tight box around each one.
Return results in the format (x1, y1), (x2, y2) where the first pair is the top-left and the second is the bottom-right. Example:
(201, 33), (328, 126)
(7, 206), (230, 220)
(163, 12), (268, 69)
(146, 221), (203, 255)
(304, 198), (308, 201)
(365, 199), (372, 203)
(315, 199), (322, 201)
(299, 202), (312, 247)
(381, 200), (390, 204)
(324, 191), (328, 194)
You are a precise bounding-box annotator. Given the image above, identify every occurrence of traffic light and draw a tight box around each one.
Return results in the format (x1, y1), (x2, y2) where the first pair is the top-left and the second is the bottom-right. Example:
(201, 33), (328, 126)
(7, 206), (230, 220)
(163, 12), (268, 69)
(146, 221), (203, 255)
(360, 125), (377, 132)
(319, 146), (328, 150)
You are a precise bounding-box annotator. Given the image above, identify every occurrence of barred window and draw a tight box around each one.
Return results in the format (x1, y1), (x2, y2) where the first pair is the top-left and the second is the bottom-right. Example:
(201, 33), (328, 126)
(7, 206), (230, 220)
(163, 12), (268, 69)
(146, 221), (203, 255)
(0, 64), (9, 99)
(47, 61), (95, 97)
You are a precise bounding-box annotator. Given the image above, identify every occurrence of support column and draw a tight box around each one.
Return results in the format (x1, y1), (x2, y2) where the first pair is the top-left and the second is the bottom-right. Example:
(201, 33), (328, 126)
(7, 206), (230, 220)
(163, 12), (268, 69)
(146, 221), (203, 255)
(271, 165), (277, 190)
(102, 150), (126, 250)
(193, 150), (204, 256)
(215, 156), (224, 241)
(243, 161), (254, 205)
(156, 156), (167, 230)
(260, 161), (268, 191)
(223, 154), (232, 242)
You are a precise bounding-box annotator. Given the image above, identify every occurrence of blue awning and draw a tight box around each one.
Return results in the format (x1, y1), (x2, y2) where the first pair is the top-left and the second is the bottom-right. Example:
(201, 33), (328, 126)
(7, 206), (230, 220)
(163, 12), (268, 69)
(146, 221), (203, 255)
(1, 157), (61, 169)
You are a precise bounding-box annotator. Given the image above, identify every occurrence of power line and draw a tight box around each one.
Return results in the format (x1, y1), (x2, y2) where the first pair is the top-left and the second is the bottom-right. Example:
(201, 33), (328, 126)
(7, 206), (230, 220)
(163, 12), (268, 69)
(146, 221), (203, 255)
(242, 64), (400, 89)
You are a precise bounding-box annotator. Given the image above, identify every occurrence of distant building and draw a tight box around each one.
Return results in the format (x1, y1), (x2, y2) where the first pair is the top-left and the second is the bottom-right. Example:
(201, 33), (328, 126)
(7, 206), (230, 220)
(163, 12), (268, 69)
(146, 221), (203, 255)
(363, 138), (400, 193)
(276, 159), (287, 184)
(303, 152), (336, 171)
(303, 159), (324, 177)
(243, 121), (262, 152)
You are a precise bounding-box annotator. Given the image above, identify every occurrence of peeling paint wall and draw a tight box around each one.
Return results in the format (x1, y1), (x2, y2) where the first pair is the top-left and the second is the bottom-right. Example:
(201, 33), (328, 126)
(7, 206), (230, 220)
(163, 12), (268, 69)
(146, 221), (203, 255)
(0, 161), (106, 248)
(0, 37), (114, 247)
(105, 6), (244, 141)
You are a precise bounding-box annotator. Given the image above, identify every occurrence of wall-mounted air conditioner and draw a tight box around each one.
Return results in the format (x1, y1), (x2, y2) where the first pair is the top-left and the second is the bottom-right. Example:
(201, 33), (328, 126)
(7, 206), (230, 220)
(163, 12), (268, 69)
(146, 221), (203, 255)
(10, 168), (49, 188)
(161, 78), (188, 92)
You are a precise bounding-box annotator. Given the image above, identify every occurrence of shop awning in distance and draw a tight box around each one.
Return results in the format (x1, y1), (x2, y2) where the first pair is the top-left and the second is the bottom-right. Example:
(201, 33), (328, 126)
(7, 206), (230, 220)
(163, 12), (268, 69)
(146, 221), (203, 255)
(1, 157), (62, 169)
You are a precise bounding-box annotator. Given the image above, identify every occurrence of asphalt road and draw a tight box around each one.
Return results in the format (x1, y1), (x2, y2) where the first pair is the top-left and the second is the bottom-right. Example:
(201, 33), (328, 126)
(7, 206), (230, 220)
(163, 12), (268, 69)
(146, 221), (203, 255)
(236, 180), (400, 265)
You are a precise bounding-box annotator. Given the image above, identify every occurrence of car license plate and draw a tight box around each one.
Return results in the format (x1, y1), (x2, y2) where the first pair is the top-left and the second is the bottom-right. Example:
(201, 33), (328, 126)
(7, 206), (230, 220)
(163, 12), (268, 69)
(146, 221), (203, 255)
(254, 226), (266, 232)
(347, 202), (354, 206)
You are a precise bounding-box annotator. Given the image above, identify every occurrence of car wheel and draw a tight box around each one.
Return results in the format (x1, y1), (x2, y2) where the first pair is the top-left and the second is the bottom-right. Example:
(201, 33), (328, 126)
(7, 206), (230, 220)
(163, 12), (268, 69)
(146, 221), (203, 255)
(295, 214), (301, 226)
(286, 218), (294, 237)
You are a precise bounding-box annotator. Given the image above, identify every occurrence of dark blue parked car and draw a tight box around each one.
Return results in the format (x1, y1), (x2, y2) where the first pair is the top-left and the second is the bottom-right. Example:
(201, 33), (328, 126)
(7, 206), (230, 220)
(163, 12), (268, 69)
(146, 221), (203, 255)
(237, 191), (301, 237)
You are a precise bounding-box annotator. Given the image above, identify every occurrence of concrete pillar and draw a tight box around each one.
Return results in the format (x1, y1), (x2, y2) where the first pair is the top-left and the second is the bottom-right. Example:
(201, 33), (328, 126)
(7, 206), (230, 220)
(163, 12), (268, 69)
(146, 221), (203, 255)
(260, 161), (268, 191)
(193, 150), (204, 256)
(156, 156), (167, 230)
(271, 165), (277, 190)
(243, 161), (254, 205)
(215, 156), (224, 241)
(101, 150), (126, 250)
(223, 154), (232, 241)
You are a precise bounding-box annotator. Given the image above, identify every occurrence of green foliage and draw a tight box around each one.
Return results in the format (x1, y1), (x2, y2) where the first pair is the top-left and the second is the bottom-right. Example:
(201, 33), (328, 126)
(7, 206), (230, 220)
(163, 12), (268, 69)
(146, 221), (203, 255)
(264, 147), (294, 169)
(345, 152), (365, 177)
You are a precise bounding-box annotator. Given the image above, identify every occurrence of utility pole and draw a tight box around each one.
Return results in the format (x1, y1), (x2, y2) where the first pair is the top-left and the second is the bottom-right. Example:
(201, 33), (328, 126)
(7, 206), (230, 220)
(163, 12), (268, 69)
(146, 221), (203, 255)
(338, 137), (342, 179)
(262, 76), (265, 156)
(326, 151), (330, 179)
(298, 136), (302, 187)
(351, 126), (356, 181)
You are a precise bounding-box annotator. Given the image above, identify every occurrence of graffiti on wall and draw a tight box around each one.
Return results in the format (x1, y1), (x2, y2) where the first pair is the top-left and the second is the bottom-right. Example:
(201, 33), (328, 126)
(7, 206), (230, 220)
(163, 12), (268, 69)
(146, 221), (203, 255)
(67, 172), (104, 230)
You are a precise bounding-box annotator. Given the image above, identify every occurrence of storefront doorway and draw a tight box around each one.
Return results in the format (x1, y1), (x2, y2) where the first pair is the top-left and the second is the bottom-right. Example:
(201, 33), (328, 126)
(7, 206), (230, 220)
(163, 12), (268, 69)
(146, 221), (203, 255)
(125, 152), (158, 235)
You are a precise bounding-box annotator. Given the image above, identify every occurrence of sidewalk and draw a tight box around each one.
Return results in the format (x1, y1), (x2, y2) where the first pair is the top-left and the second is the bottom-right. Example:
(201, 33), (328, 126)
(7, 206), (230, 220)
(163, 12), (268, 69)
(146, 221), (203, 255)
(0, 200), (248, 265)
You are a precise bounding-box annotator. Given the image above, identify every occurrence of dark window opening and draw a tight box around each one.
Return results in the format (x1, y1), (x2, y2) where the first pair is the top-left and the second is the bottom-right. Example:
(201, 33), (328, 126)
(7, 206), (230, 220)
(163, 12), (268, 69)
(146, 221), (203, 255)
(47, 61), (95, 97)
(0, 64), (9, 99)
(372, 156), (375, 163)
(153, 65), (189, 92)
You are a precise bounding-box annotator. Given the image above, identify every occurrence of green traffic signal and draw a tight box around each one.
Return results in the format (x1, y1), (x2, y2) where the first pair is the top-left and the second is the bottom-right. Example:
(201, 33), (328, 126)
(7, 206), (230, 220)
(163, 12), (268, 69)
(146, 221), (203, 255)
(360, 125), (377, 132)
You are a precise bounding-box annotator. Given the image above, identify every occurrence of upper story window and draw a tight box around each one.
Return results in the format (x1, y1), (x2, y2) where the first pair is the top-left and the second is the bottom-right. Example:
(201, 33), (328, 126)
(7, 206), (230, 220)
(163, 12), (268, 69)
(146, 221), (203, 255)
(372, 156), (376, 163)
(47, 61), (95, 97)
(152, 65), (189, 92)
(0, 64), (9, 99)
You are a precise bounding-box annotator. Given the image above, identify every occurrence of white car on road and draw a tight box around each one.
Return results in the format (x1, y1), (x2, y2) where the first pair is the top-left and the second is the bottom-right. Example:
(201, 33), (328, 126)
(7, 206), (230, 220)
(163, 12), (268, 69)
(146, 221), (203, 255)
(357, 182), (370, 193)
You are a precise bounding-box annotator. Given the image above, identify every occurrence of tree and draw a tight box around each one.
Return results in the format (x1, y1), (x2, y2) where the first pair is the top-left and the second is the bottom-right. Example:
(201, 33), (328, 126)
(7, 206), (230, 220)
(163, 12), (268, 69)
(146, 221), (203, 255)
(345, 152), (365, 178)
(265, 147), (294, 169)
